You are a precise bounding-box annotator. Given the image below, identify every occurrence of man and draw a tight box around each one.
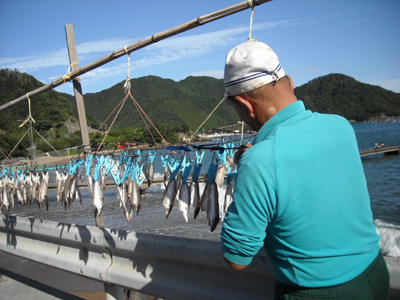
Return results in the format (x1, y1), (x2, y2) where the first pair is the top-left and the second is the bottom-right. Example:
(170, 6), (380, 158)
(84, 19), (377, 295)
(220, 41), (390, 299)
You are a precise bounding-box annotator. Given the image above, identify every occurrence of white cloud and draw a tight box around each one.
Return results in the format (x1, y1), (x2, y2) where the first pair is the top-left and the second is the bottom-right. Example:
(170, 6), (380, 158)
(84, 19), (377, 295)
(77, 38), (136, 54)
(0, 18), (297, 88)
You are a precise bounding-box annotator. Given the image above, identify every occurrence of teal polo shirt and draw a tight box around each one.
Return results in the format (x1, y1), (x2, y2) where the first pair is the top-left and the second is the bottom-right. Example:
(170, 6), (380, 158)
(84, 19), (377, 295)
(221, 100), (380, 287)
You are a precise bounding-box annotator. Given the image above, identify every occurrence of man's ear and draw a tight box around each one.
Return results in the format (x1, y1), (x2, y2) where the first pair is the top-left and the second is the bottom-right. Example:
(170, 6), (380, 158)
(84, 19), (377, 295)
(235, 95), (255, 118)
(286, 75), (294, 91)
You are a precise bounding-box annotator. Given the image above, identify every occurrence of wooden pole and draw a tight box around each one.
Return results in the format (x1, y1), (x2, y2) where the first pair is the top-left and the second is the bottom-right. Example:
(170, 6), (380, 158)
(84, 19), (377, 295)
(65, 25), (104, 228)
(65, 24), (90, 153)
(0, 0), (272, 112)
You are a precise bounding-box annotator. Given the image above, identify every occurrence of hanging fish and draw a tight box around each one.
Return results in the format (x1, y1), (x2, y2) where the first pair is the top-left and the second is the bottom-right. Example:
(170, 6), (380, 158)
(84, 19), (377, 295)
(147, 163), (155, 186)
(224, 182), (233, 213)
(117, 181), (131, 222)
(178, 182), (191, 223)
(131, 176), (141, 215)
(161, 155), (170, 188)
(161, 178), (177, 218)
(2, 177), (11, 212)
(191, 151), (204, 219)
(164, 166), (171, 189)
(58, 172), (67, 205)
(224, 166), (236, 213)
(200, 182), (210, 212)
(192, 181), (201, 219)
(67, 173), (78, 208)
(175, 173), (182, 196)
(9, 176), (16, 210)
(91, 166), (104, 217)
(60, 173), (72, 207)
(208, 181), (220, 232)
(55, 170), (62, 203)
(199, 162), (218, 214)
(177, 157), (192, 223)
(74, 176), (82, 205)
(40, 171), (49, 210)
(31, 172), (39, 204)
(215, 163), (226, 188)
(16, 175), (25, 205)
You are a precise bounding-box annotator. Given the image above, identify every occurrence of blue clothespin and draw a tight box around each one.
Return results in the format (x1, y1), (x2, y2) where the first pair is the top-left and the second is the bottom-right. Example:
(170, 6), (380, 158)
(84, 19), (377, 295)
(85, 154), (93, 176)
(161, 155), (168, 168)
(110, 168), (120, 185)
(149, 151), (155, 164)
(192, 164), (202, 183)
(94, 164), (100, 181)
(206, 163), (218, 184)
(135, 170), (146, 187)
(130, 164), (138, 181)
(196, 151), (205, 165)
(218, 143), (227, 165)
(169, 161), (182, 181)
(182, 158), (192, 184)
(103, 156), (113, 174)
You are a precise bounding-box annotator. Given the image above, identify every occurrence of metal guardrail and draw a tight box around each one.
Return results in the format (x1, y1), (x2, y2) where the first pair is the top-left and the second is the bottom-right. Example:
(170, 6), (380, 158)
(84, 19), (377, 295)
(0, 215), (399, 300)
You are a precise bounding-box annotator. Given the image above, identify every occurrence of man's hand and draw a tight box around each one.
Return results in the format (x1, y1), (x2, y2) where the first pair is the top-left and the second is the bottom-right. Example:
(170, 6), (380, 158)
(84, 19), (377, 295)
(234, 144), (251, 164)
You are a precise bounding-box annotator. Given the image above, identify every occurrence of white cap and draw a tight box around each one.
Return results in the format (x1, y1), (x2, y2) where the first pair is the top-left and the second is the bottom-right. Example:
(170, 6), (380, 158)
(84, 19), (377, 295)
(224, 41), (285, 96)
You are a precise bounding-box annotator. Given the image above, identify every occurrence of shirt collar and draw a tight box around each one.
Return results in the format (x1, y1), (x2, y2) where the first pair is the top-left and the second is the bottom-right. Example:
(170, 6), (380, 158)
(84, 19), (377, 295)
(253, 100), (306, 145)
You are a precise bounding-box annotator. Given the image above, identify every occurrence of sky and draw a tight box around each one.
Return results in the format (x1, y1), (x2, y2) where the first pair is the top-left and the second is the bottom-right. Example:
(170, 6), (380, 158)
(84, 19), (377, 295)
(1, 0), (399, 97)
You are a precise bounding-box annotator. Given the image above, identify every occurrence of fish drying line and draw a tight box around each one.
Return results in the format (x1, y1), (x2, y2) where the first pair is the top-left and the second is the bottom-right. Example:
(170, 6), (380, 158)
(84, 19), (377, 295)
(91, 90), (167, 153)
(91, 52), (168, 153)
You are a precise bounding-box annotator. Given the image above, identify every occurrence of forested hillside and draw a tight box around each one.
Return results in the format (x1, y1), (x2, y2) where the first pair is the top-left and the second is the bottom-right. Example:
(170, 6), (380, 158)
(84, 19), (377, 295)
(65, 75), (239, 131)
(65, 73), (400, 130)
(294, 73), (400, 120)
(0, 68), (97, 156)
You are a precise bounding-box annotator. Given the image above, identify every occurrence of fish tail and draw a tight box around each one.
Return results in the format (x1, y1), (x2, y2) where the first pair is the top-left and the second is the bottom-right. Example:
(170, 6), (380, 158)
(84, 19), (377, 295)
(194, 207), (200, 219)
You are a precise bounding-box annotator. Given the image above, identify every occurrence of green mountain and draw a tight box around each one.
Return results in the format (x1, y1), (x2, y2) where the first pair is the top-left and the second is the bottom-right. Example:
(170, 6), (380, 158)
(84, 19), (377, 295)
(294, 73), (400, 121)
(63, 73), (399, 132)
(0, 68), (98, 156)
(0, 69), (75, 132)
(63, 75), (239, 132)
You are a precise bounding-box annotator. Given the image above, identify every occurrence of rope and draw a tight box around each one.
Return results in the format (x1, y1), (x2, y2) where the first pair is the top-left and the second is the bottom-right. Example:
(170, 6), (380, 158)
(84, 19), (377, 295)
(129, 93), (158, 145)
(0, 147), (12, 163)
(129, 92), (169, 146)
(188, 96), (227, 143)
(96, 93), (130, 153)
(88, 95), (128, 143)
(32, 128), (62, 156)
(247, 1), (257, 42)
(123, 46), (131, 94)
(49, 61), (81, 92)
(19, 93), (35, 128)
(0, 129), (30, 166)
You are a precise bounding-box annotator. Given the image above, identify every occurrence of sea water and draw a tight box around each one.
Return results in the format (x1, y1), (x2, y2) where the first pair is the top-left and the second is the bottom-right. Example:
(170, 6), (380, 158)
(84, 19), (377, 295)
(352, 120), (400, 257)
(4, 121), (400, 257)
